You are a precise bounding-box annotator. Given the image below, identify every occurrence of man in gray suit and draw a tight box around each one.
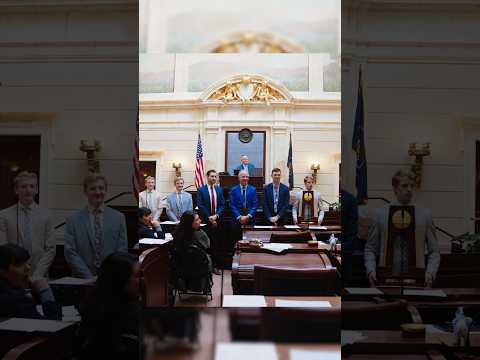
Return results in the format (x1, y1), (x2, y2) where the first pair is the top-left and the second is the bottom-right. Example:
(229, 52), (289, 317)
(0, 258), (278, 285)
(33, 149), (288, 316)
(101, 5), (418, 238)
(0, 171), (56, 280)
(166, 177), (193, 222)
(365, 170), (440, 288)
(64, 174), (127, 279)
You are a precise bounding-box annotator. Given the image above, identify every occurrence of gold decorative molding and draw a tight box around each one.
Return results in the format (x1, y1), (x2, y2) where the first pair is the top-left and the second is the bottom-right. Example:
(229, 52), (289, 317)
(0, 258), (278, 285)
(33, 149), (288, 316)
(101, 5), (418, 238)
(199, 31), (305, 53)
(140, 150), (163, 157)
(202, 74), (292, 105)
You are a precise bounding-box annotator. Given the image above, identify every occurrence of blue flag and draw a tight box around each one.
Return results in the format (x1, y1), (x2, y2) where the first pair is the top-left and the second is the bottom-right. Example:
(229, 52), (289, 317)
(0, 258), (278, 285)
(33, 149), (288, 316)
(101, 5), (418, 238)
(287, 133), (294, 190)
(352, 67), (368, 204)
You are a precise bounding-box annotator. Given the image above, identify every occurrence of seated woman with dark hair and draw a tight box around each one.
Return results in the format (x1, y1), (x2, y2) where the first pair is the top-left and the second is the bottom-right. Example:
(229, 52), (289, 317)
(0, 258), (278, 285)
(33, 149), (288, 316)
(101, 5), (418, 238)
(76, 252), (140, 360)
(138, 207), (165, 240)
(0, 244), (61, 319)
(172, 211), (213, 294)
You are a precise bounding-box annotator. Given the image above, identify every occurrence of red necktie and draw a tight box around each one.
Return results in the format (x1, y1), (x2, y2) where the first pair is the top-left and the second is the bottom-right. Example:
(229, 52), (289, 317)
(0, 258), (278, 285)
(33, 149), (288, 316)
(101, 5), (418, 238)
(210, 186), (216, 215)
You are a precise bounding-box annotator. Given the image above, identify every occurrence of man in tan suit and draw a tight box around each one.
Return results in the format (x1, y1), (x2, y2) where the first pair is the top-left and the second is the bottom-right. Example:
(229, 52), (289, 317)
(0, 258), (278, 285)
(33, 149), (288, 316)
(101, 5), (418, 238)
(0, 171), (56, 280)
(365, 170), (440, 288)
(292, 175), (325, 225)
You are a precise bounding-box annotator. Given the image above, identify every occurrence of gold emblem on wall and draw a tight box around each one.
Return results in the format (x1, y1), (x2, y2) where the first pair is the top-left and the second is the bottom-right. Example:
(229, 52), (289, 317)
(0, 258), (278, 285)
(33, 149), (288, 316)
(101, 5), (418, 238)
(199, 31), (305, 53)
(206, 75), (289, 105)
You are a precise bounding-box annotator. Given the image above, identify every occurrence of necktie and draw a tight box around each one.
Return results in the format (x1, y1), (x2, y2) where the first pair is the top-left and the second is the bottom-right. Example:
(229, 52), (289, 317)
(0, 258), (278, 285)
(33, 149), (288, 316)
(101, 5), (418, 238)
(274, 186), (279, 214)
(93, 208), (103, 269)
(210, 186), (216, 215)
(242, 187), (247, 208)
(176, 193), (182, 215)
(146, 192), (150, 208)
(22, 207), (32, 254)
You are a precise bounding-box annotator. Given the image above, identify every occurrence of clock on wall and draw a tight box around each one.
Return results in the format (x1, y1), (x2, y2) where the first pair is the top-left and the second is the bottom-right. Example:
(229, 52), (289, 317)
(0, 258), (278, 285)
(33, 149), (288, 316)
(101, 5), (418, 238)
(238, 128), (253, 143)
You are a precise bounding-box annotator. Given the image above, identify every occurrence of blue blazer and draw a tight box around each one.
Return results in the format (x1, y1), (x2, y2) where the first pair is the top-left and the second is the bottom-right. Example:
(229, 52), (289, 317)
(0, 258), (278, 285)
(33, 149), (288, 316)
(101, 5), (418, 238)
(229, 184), (258, 223)
(262, 182), (290, 221)
(196, 185), (225, 223)
(235, 163), (255, 175)
(64, 206), (128, 279)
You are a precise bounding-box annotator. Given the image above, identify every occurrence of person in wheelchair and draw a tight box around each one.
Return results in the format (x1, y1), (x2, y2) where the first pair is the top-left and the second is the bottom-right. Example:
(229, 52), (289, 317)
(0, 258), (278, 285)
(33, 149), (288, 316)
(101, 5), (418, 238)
(171, 211), (213, 297)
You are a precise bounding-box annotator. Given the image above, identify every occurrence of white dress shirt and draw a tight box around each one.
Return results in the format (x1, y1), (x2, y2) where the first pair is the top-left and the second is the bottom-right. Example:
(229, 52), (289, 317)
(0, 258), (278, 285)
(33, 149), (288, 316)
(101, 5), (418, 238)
(139, 189), (162, 221)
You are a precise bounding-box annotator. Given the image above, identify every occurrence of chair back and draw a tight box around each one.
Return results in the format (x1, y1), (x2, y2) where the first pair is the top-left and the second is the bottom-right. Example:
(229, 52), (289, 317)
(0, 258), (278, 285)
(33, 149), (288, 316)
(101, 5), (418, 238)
(254, 265), (338, 296)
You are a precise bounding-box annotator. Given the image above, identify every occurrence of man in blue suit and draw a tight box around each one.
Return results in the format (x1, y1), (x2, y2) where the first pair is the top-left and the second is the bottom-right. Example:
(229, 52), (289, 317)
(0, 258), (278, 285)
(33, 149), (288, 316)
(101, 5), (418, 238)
(197, 169), (225, 274)
(235, 155), (255, 176)
(64, 175), (127, 279)
(262, 168), (290, 225)
(230, 170), (258, 226)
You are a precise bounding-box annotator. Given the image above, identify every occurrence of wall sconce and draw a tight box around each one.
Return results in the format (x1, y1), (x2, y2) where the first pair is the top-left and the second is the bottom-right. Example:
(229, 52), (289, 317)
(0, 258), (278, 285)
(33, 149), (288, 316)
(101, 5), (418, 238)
(172, 162), (182, 178)
(310, 163), (321, 184)
(408, 142), (431, 188)
(79, 140), (101, 173)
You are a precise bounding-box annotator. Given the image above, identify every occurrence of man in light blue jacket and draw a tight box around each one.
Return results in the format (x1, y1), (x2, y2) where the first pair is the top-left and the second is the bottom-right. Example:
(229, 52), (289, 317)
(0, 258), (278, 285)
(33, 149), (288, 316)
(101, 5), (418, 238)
(166, 177), (193, 222)
(64, 174), (127, 279)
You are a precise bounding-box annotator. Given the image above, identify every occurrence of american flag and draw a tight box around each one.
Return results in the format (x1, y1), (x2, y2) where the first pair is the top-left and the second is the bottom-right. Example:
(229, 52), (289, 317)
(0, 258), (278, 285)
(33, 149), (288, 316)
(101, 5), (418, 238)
(132, 111), (142, 202)
(194, 134), (205, 188)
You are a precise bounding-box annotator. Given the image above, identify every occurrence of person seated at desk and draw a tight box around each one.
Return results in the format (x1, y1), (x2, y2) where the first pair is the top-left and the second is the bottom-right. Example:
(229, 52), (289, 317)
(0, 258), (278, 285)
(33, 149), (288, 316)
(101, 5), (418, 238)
(365, 170), (440, 288)
(64, 174), (128, 279)
(230, 170), (258, 226)
(262, 168), (290, 225)
(138, 176), (162, 226)
(0, 171), (56, 280)
(0, 244), (61, 320)
(292, 175), (325, 225)
(76, 252), (140, 360)
(235, 155), (255, 176)
(138, 207), (165, 240)
(166, 177), (193, 222)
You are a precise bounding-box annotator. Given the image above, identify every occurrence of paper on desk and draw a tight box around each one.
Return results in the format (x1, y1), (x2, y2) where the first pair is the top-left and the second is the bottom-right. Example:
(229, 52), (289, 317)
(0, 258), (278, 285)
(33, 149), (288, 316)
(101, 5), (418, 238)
(263, 243), (292, 253)
(223, 295), (267, 307)
(139, 238), (171, 245)
(62, 306), (81, 323)
(159, 220), (179, 225)
(49, 277), (95, 286)
(215, 343), (278, 360)
(275, 300), (331, 308)
(165, 233), (173, 240)
(341, 331), (366, 346)
(309, 225), (328, 230)
(0, 318), (71, 333)
(345, 287), (384, 295)
(254, 225), (274, 229)
(290, 349), (340, 360)
(403, 289), (447, 297)
(284, 225), (300, 229)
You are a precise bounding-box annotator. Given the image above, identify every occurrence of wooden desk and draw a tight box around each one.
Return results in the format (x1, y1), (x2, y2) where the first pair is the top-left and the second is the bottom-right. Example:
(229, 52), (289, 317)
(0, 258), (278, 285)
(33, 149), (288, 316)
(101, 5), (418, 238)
(242, 225), (341, 232)
(342, 328), (480, 354)
(222, 295), (341, 308)
(232, 248), (333, 294)
(0, 319), (77, 360)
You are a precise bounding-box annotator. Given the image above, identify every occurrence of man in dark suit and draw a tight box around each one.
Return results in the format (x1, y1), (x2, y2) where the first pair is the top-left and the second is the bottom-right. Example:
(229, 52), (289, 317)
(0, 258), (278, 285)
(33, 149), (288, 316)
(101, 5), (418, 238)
(197, 169), (225, 274)
(230, 170), (258, 226)
(235, 155), (255, 176)
(262, 168), (290, 225)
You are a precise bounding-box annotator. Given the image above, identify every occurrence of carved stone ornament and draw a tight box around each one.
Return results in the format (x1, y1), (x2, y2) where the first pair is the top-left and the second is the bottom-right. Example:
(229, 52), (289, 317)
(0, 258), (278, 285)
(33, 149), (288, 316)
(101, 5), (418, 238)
(202, 74), (291, 105)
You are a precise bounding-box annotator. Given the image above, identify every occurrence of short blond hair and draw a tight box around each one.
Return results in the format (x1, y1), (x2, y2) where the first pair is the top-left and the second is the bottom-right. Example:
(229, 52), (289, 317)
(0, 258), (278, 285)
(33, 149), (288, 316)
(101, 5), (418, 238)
(13, 171), (38, 188)
(303, 175), (314, 183)
(174, 177), (184, 185)
(144, 176), (155, 183)
(83, 174), (108, 191)
(391, 170), (415, 188)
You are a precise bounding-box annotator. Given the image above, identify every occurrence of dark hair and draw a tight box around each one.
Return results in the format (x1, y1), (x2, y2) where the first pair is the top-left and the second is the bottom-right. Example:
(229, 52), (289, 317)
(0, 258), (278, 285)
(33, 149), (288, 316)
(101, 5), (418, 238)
(95, 252), (138, 301)
(138, 207), (152, 220)
(172, 210), (197, 252)
(0, 244), (30, 271)
(271, 168), (281, 175)
(206, 169), (217, 177)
